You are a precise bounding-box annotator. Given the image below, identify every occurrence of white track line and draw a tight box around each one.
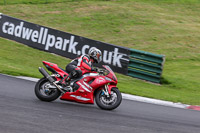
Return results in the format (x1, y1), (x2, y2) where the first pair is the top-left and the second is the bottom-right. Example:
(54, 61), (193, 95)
(122, 93), (189, 109)
(16, 76), (39, 82)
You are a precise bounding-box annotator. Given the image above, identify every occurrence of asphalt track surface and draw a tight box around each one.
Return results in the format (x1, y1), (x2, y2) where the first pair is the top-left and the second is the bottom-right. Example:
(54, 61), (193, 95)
(0, 74), (200, 133)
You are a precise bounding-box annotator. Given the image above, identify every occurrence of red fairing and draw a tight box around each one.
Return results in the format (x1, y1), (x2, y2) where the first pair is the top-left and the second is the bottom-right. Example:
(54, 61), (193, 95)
(90, 76), (110, 89)
(103, 65), (118, 84)
(60, 79), (94, 104)
(60, 71), (118, 103)
(42, 61), (68, 78)
(60, 90), (94, 104)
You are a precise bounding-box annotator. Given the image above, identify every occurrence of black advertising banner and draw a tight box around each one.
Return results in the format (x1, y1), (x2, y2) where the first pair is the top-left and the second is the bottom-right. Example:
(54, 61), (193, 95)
(0, 14), (130, 74)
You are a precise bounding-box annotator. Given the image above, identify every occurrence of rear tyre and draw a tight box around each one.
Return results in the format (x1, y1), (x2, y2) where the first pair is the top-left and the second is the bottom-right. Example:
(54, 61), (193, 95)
(35, 77), (61, 102)
(95, 87), (122, 110)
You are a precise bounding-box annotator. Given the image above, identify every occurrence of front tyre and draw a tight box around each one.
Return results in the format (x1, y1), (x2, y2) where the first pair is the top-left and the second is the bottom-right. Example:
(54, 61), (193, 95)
(35, 77), (61, 102)
(95, 87), (122, 110)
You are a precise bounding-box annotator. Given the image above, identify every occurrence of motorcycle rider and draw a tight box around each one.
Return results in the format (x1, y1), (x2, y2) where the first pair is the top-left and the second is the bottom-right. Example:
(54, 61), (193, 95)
(63, 47), (102, 87)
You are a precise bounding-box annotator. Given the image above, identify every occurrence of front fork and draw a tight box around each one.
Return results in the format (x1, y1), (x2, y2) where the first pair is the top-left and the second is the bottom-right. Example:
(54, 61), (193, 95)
(102, 84), (111, 98)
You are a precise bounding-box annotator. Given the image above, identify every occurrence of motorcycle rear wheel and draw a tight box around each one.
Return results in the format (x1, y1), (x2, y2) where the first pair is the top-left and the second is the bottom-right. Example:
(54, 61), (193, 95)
(95, 87), (122, 110)
(35, 77), (61, 102)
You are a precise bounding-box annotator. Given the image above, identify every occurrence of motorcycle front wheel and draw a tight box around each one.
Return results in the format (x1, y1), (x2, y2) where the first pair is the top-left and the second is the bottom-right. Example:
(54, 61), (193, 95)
(95, 87), (122, 110)
(35, 77), (61, 102)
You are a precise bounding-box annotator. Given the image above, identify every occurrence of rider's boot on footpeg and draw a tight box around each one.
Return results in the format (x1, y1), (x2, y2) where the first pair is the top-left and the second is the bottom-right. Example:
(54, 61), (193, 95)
(61, 76), (73, 92)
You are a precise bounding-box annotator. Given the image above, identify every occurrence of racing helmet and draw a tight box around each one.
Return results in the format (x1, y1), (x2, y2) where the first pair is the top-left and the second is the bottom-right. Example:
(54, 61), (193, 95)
(88, 47), (102, 63)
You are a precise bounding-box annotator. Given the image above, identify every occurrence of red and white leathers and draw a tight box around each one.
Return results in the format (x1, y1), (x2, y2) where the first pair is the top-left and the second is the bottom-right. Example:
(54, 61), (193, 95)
(76, 54), (94, 74)
(65, 55), (94, 80)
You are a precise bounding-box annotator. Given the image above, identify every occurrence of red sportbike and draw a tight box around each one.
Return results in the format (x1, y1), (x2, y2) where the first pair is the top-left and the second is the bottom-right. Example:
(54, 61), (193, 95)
(35, 61), (122, 110)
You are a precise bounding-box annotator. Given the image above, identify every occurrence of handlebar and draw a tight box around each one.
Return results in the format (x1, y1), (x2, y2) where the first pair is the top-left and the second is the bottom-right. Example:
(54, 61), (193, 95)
(96, 68), (109, 76)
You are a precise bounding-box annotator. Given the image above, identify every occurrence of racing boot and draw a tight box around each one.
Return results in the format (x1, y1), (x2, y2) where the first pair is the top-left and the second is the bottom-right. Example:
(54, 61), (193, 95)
(60, 75), (70, 85)
(62, 76), (73, 92)
(64, 76), (71, 86)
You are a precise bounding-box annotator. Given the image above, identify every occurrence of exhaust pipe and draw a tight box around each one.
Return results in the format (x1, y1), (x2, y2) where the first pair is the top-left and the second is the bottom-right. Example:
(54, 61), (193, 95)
(39, 67), (55, 83)
(39, 67), (65, 94)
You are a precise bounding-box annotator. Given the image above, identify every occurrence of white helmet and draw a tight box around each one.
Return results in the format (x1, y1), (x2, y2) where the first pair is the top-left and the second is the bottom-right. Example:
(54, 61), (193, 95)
(88, 47), (102, 63)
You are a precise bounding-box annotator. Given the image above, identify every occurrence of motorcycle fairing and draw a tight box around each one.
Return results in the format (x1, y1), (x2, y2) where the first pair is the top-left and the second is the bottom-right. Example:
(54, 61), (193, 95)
(42, 61), (68, 78)
(90, 76), (112, 89)
(60, 79), (94, 104)
(60, 76), (117, 103)
(60, 73), (99, 103)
